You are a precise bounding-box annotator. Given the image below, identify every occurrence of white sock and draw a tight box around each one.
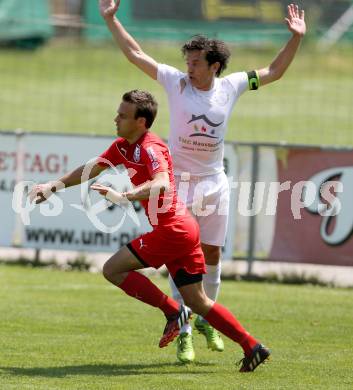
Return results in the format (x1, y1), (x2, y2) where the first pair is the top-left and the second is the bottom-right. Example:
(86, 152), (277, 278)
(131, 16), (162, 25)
(168, 273), (192, 335)
(199, 263), (222, 322)
(203, 263), (221, 301)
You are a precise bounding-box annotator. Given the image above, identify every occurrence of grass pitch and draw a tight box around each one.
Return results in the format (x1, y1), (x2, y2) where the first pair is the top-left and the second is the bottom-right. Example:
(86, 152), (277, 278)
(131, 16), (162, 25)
(1, 41), (353, 146)
(0, 265), (353, 389)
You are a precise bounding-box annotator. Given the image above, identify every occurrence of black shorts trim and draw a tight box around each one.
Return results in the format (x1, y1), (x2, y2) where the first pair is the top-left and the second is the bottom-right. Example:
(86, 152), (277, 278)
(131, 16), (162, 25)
(173, 268), (203, 288)
(126, 243), (149, 268)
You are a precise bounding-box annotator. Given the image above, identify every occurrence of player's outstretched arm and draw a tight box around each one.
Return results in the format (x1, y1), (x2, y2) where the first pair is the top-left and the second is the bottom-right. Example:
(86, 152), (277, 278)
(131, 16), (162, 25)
(29, 159), (106, 204)
(257, 4), (306, 87)
(124, 171), (170, 201)
(91, 183), (128, 204)
(91, 171), (170, 203)
(99, 0), (158, 80)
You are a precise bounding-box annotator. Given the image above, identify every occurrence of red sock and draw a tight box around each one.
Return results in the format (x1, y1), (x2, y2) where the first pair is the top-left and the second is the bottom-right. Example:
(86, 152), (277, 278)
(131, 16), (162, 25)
(204, 302), (258, 356)
(118, 271), (179, 317)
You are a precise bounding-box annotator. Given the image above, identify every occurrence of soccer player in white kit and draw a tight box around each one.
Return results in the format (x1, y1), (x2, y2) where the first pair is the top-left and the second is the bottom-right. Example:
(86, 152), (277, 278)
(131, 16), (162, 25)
(99, 0), (306, 363)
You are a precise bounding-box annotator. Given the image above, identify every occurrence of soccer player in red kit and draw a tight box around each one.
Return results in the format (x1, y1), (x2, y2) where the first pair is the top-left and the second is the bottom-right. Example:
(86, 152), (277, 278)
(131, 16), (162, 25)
(29, 90), (270, 372)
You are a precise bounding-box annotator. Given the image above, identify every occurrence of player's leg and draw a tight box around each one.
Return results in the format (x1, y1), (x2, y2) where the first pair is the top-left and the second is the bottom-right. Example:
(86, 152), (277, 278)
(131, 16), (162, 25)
(167, 246), (221, 307)
(177, 280), (270, 372)
(201, 243), (222, 300)
(160, 214), (207, 357)
(194, 242), (224, 351)
(166, 271), (194, 363)
(167, 240), (223, 356)
(103, 245), (180, 318)
(192, 173), (229, 351)
(102, 245), (143, 285)
(167, 273), (194, 362)
(168, 175), (197, 362)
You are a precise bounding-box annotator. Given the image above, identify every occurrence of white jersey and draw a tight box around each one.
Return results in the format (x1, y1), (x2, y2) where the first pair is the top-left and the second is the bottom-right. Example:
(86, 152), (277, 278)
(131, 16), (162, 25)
(157, 63), (249, 176)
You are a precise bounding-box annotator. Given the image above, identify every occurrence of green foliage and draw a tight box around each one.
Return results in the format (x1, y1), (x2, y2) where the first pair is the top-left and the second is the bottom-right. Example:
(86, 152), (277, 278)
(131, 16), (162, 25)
(67, 254), (91, 272)
(0, 255), (91, 272)
(238, 270), (336, 287)
(1, 265), (353, 389)
(0, 256), (57, 269)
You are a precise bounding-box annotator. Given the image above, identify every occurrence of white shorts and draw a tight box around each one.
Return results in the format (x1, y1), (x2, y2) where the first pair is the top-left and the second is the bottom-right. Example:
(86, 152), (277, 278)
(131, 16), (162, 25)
(175, 171), (230, 247)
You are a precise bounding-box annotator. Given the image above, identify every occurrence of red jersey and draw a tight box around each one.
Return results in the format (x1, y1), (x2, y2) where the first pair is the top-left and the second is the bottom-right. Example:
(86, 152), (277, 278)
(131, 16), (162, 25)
(98, 132), (183, 225)
(99, 131), (205, 277)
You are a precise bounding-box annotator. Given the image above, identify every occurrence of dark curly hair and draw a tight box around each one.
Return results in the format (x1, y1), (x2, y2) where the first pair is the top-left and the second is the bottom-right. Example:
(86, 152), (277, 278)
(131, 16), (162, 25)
(122, 90), (158, 129)
(182, 35), (231, 77)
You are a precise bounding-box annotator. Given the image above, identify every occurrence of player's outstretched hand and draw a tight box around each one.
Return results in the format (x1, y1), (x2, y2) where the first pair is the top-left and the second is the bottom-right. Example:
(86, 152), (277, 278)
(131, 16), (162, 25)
(29, 183), (54, 204)
(90, 183), (110, 196)
(99, 0), (120, 19)
(285, 4), (306, 37)
(91, 183), (128, 205)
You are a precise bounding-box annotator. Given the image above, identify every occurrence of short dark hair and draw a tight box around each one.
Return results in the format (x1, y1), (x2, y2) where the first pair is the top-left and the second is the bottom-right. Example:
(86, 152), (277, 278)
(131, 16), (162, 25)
(122, 90), (158, 129)
(182, 35), (231, 77)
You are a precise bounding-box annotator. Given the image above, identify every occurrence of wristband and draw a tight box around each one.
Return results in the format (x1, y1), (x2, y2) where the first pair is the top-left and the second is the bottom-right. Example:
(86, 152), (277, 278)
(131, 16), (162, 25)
(247, 70), (259, 90)
(105, 188), (127, 205)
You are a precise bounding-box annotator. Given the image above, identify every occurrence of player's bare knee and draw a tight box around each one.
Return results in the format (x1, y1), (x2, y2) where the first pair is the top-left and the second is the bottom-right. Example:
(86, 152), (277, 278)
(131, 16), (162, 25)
(102, 263), (127, 285)
(102, 262), (113, 282)
(102, 260), (118, 283)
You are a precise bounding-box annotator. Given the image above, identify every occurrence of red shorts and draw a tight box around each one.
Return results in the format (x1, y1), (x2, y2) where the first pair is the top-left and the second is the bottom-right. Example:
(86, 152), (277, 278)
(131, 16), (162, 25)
(128, 212), (206, 278)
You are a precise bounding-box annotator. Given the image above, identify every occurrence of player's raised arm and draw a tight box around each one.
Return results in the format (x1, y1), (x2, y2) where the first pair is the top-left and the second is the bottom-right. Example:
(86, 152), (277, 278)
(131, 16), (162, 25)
(99, 0), (158, 80)
(256, 3), (306, 87)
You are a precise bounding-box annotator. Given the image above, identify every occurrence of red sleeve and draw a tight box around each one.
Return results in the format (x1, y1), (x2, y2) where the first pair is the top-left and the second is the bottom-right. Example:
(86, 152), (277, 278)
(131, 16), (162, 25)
(141, 143), (169, 177)
(98, 140), (123, 167)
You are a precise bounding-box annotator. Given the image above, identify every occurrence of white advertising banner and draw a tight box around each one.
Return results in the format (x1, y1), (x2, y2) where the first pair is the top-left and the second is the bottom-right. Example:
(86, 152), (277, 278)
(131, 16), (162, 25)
(1, 132), (238, 258)
(0, 133), (18, 247)
(3, 132), (151, 252)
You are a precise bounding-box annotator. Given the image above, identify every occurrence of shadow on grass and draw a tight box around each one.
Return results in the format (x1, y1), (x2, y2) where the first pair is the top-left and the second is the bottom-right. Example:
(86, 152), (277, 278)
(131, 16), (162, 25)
(0, 362), (216, 377)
